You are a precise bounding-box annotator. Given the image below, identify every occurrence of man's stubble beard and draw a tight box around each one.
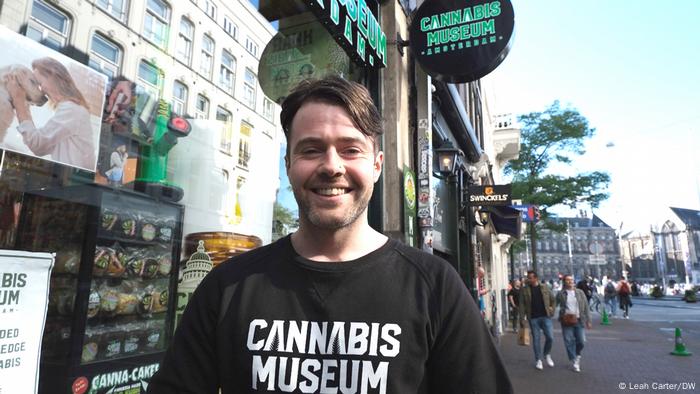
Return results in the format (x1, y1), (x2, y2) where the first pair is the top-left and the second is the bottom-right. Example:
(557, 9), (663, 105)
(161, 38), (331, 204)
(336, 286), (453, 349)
(292, 184), (373, 231)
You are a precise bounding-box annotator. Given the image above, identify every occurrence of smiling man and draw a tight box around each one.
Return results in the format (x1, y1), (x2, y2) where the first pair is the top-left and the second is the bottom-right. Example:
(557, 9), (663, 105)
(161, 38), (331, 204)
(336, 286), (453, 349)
(149, 76), (512, 393)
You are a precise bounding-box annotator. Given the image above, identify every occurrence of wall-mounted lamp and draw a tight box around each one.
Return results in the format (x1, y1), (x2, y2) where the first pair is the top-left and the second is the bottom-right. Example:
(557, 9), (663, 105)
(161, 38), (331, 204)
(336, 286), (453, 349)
(434, 141), (464, 177)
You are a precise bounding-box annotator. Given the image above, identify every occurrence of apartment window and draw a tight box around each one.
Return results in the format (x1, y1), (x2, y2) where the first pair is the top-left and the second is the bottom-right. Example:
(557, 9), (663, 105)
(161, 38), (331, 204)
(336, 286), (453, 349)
(27, 0), (71, 50)
(262, 98), (274, 121)
(204, 0), (217, 19)
(176, 17), (194, 66)
(217, 107), (233, 154)
(172, 81), (188, 115)
(245, 36), (258, 57)
(88, 34), (121, 80)
(219, 50), (236, 95)
(243, 69), (256, 109)
(223, 16), (238, 39)
(143, 0), (170, 48)
(238, 122), (252, 169)
(200, 34), (214, 78)
(96, 0), (129, 22)
(195, 94), (209, 119)
(137, 60), (161, 98)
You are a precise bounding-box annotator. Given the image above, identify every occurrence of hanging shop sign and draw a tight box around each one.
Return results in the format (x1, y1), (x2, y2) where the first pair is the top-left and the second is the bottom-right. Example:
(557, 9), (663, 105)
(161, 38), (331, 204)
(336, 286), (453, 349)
(409, 0), (515, 82)
(307, 0), (387, 68)
(0, 249), (54, 394)
(467, 184), (512, 206)
(259, 15), (351, 104)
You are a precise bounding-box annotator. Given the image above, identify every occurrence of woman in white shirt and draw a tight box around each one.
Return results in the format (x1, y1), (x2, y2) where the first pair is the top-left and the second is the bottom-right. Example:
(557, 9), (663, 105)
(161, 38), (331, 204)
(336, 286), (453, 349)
(556, 274), (592, 372)
(7, 57), (95, 170)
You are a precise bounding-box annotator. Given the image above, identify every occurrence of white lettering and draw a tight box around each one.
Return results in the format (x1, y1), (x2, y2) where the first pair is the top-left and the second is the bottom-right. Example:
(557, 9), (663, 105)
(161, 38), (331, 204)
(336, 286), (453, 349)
(252, 355), (277, 390)
(360, 361), (388, 394)
(379, 324), (401, 357)
(247, 319), (267, 351)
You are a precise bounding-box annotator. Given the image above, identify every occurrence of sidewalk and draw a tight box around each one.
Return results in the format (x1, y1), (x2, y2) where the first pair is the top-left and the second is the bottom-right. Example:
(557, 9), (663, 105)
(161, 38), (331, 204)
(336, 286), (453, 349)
(498, 313), (698, 394)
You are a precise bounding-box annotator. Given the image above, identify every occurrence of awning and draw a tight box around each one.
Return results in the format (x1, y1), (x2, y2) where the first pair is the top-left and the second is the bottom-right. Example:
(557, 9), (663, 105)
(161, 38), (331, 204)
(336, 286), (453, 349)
(484, 205), (522, 239)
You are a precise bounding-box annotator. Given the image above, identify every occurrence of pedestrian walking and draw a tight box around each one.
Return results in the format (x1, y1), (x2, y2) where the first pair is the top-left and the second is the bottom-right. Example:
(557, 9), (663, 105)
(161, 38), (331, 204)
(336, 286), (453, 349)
(617, 277), (632, 318)
(576, 276), (592, 303)
(148, 76), (513, 393)
(508, 279), (522, 333)
(519, 270), (556, 370)
(589, 280), (601, 311)
(556, 274), (592, 372)
(604, 279), (618, 316)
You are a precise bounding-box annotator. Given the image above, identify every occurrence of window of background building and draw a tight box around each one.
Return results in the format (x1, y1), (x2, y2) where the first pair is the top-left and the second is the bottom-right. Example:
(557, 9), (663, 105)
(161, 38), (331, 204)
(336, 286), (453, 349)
(223, 16), (238, 39)
(176, 17), (194, 66)
(96, 0), (129, 22)
(219, 50), (236, 95)
(200, 34), (215, 78)
(262, 98), (274, 122)
(137, 60), (161, 98)
(204, 0), (217, 19)
(195, 94), (209, 119)
(143, 0), (170, 48)
(243, 69), (256, 109)
(244, 36), (258, 57)
(88, 33), (121, 81)
(26, 0), (71, 50)
(216, 107), (233, 154)
(238, 122), (252, 169)
(172, 81), (188, 115)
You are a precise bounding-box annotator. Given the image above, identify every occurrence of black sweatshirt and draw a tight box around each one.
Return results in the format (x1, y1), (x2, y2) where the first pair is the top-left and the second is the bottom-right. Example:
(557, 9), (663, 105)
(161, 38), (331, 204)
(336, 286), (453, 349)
(148, 236), (512, 393)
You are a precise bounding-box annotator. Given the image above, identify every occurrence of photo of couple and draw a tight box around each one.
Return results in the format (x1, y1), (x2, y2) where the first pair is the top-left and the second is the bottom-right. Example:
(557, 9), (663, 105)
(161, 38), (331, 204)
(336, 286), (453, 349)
(0, 26), (105, 172)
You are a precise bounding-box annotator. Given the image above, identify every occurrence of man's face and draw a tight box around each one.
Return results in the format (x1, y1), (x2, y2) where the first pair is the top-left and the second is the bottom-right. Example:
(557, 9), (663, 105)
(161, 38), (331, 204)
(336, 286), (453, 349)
(564, 276), (575, 288)
(514, 280), (521, 288)
(286, 101), (383, 230)
(527, 274), (538, 286)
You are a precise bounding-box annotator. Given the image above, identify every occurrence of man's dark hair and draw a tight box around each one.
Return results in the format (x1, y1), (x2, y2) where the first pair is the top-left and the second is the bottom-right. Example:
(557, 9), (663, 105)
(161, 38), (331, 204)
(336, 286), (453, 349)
(526, 270), (538, 278)
(280, 75), (383, 155)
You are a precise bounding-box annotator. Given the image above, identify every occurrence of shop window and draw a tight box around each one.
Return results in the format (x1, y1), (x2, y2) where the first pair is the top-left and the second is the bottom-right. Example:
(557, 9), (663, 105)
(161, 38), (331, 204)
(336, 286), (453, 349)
(263, 98), (274, 122)
(216, 107), (233, 154)
(195, 94), (209, 119)
(223, 16), (238, 39)
(243, 68), (256, 109)
(26, 0), (71, 50)
(200, 34), (215, 78)
(219, 50), (236, 95)
(176, 17), (194, 66)
(245, 36), (258, 57)
(143, 0), (170, 48)
(238, 122), (252, 169)
(204, 0), (217, 19)
(88, 33), (121, 81)
(96, 0), (129, 22)
(171, 81), (188, 116)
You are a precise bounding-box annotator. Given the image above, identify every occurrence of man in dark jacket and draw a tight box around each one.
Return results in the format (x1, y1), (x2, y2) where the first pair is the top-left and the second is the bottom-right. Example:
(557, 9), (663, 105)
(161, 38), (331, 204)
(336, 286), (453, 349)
(519, 270), (556, 370)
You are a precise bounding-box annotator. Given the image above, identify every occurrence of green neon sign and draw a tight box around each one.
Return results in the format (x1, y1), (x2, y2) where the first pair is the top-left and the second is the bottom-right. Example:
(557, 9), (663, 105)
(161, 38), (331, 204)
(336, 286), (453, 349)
(310, 0), (387, 68)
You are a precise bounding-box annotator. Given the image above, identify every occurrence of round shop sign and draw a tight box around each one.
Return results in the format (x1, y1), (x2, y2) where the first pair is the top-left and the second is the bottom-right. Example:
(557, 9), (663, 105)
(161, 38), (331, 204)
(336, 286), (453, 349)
(409, 0), (515, 83)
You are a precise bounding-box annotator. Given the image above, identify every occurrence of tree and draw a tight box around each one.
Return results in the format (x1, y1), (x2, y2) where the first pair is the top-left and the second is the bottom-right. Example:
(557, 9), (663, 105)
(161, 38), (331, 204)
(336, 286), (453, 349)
(272, 201), (297, 238)
(505, 100), (610, 217)
(505, 101), (611, 270)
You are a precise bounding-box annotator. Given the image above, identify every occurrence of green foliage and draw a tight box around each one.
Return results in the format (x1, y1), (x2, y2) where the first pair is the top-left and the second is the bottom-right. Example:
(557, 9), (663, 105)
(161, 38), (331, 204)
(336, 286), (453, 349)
(272, 202), (297, 235)
(684, 289), (697, 303)
(650, 285), (664, 298)
(505, 101), (611, 220)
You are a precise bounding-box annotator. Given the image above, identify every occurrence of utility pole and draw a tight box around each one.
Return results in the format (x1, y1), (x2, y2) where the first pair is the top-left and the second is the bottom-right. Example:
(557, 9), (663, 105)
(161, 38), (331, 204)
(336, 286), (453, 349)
(530, 222), (537, 274)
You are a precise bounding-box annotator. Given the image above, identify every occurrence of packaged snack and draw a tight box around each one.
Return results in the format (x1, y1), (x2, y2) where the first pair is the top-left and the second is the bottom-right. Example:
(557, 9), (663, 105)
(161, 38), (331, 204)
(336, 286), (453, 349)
(106, 244), (127, 278)
(123, 323), (142, 355)
(81, 327), (100, 363)
(115, 293), (139, 315)
(120, 213), (137, 238)
(86, 285), (101, 319)
(102, 328), (123, 359)
(157, 219), (175, 242)
(151, 286), (169, 313)
(140, 219), (157, 242)
(142, 258), (159, 279)
(99, 284), (120, 317)
(55, 248), (81, 274)
(101, 209), (119, 232)
(157, 253), (172, 276)
(138, 285), (154, 316)
(143, 320), (164, 350)
(93, 247), (110, 276)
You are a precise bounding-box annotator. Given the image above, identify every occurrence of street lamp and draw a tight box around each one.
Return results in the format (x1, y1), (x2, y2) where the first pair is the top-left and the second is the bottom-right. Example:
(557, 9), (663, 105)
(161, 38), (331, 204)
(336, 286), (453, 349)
(434, 141), (463, 177)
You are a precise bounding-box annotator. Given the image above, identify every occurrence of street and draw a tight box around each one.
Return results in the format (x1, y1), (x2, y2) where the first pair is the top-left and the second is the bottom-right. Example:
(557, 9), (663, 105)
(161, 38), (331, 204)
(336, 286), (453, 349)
(500, 297), (700, 394)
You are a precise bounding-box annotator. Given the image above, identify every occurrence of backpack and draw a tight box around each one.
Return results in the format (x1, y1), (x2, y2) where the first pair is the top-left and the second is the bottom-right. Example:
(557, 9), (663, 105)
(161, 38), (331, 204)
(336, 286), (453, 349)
(605, 282), (616, 295)
(619, 282), (630, 295)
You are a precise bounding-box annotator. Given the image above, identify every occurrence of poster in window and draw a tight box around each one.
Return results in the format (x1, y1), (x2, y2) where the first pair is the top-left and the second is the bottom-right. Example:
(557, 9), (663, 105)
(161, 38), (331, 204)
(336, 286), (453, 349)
(0, 25), (105, 172)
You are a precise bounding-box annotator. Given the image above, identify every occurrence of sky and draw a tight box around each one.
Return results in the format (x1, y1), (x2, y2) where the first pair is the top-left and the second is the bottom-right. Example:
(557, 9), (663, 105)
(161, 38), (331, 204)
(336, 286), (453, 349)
(481, 0), (700, 234)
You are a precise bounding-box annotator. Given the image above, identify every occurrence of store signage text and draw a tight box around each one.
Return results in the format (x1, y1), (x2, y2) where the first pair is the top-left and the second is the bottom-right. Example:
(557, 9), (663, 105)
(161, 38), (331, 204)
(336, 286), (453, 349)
(0, 273), (26, 306)
(90, 363), (159, 390)
(309, 0), (387, 67)
(409, 0), (515, 83)
(467, 185), (512, 206)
